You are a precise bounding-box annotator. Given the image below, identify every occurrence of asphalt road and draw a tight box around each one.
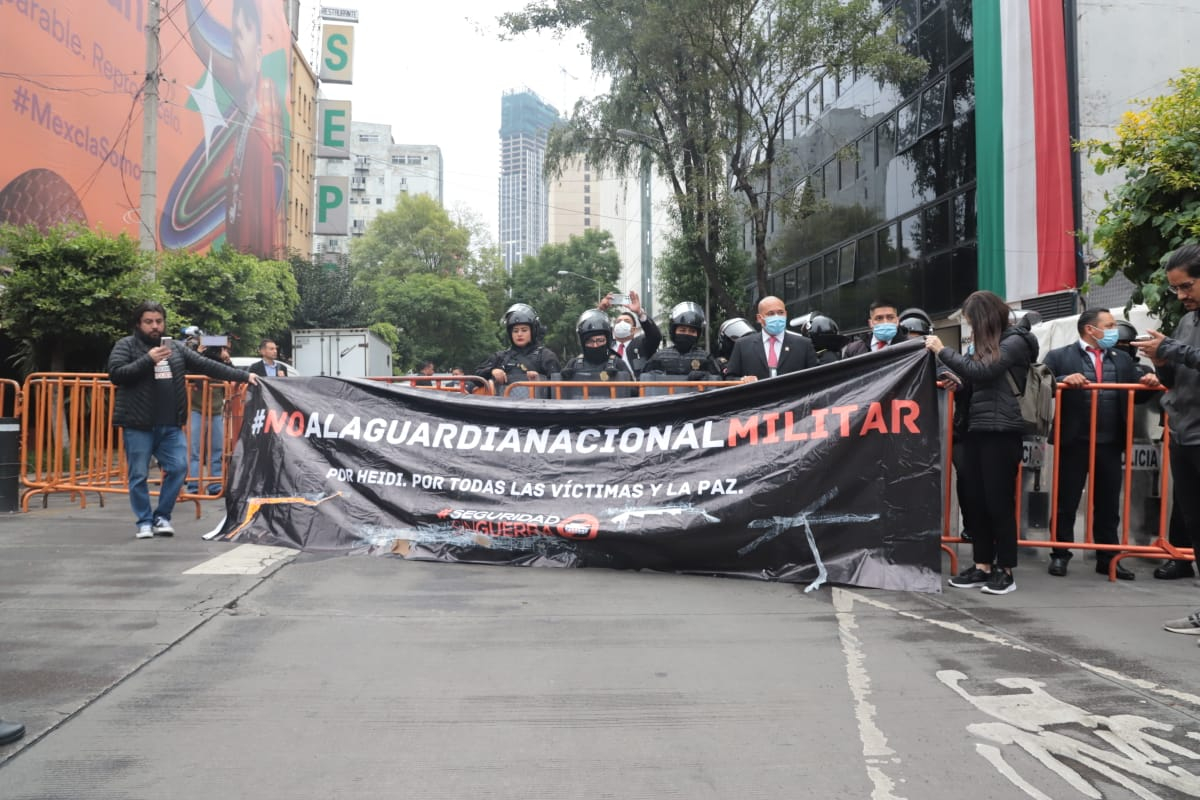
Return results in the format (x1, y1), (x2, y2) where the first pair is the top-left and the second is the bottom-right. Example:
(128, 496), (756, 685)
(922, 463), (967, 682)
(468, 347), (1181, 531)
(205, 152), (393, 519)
(2, 496), (1199, 799)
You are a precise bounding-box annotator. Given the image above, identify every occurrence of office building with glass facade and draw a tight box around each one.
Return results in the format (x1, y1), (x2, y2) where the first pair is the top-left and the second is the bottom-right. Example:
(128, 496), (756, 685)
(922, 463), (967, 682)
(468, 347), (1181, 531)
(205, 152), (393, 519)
(756, 0), (1197, 328)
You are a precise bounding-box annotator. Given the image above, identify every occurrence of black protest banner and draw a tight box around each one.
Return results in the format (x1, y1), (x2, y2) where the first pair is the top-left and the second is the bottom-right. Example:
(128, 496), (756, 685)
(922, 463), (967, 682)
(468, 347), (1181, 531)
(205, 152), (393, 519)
(219, 339), (943, 592)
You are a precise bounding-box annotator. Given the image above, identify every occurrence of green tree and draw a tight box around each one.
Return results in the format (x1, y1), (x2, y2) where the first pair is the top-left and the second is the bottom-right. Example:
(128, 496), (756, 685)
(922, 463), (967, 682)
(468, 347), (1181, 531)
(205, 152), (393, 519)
(656, 214), (752, 346)
(501, 0), (921, 315)
(444, 204), (512, 325)
(0, 224), (159, 372)
(351, 194), (471, 290)
(159, 247), (298, 355)
(369, 273), (495, 372)
(289, 251), (366, 329)
(510, 228), (622, 359)
(1081, 68), (1200, 330)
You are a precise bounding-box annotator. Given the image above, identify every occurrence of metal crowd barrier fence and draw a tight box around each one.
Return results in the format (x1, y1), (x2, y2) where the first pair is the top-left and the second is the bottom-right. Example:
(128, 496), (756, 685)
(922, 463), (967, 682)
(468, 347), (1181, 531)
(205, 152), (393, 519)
(370, 375), (493, 394)
(19, 373), (244, 514)
(939, 381), (1187, 580)
(503, 379), (742, 399)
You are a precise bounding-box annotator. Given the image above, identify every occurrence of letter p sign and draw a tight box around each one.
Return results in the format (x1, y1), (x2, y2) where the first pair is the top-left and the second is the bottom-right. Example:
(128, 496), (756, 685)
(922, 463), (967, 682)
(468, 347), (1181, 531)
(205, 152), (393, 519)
(315, 177), (349, 234)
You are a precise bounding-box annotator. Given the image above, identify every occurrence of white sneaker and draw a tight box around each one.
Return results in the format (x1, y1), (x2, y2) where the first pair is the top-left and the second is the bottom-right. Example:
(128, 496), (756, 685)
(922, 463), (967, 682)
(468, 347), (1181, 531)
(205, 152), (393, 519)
(135, 525), (154, 539)
(152, 517), (175, 537)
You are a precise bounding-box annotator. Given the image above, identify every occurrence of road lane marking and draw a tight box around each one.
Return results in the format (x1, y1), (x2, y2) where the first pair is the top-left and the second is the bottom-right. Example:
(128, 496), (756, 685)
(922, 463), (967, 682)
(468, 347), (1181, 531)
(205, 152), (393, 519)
(183, 544), (296, 575)
(833, 587), (906, 800)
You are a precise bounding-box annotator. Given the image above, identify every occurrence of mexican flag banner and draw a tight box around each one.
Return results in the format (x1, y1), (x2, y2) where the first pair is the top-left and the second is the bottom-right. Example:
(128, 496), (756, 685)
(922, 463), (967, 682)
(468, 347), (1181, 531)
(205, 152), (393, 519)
(974, 0), (1077, 301)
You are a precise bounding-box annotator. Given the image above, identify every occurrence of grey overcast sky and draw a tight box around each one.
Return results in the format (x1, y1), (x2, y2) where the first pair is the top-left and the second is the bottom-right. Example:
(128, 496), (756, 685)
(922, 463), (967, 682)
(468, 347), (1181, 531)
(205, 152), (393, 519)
(300, 1), (604, 242)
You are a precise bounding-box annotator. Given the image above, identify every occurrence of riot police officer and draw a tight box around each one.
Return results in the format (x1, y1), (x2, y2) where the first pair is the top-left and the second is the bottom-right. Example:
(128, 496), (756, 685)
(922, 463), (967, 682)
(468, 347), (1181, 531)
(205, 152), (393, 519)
(561, 310), (630, 382)
(716, 317), (756, 374)
(898, 307), (935, 339)
(798, 313), (847, 365)
(474, 303), (562, 395)
(641, 302), (722, 381)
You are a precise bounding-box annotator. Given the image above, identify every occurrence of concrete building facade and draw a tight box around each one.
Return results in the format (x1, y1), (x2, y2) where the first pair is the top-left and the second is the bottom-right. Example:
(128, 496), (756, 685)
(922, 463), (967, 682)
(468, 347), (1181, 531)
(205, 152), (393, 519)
(285, 37), (318, 257)
(313, 121), (444, 258)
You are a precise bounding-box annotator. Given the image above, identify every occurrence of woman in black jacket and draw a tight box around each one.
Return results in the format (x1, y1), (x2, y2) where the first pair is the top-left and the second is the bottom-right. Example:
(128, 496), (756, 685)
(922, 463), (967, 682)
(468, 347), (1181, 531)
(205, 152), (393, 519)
(925, 291), (1038, 595)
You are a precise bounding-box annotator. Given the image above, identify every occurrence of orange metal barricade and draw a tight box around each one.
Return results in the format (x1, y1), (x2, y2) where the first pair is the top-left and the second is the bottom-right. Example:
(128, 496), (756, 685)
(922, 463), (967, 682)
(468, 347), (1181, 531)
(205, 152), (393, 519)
(0, 379), (22, 419)
(940, 380), (1189, 580)
(19, 373), (238, 513)
(503, 379), (741, 399)
(369, 375), (493, 394)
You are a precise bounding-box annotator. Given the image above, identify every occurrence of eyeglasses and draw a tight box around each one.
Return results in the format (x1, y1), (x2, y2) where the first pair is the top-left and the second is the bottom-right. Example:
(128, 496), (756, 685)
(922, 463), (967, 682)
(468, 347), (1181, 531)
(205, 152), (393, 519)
(1169, 279), (1197, 293)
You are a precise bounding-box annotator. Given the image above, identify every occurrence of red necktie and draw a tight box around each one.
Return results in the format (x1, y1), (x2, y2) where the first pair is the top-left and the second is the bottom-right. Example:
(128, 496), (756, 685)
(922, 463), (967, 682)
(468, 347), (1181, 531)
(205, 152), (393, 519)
(1088, 346), (1103, 382)
(618, 342), (626, 358)
(875, 340), (885, 351)
(768, 336), (779, 368)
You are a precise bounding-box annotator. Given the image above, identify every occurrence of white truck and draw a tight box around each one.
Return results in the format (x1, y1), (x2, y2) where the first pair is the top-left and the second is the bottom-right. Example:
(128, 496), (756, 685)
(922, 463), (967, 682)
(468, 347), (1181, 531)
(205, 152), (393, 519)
(290, 328), (392, 378)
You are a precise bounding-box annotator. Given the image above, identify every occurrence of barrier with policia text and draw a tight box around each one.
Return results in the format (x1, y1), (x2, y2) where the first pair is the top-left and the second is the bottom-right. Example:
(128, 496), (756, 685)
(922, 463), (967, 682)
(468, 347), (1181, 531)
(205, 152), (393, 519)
(218, 340), (944, 592)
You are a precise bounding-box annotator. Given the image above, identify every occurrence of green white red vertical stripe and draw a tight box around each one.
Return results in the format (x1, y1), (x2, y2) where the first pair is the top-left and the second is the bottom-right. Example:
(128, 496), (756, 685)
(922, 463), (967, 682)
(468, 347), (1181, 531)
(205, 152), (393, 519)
(973, 0), (1075, 300)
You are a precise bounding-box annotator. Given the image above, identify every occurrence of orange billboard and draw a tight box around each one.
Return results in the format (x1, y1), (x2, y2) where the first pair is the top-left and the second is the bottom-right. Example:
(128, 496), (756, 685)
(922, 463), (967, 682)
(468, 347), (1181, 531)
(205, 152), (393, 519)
(0, 0), (292, 259)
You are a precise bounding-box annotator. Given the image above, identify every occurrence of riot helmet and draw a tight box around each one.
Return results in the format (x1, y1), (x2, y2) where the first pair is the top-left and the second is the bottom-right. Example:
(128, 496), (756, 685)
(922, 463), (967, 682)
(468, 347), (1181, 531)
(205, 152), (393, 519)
(1115, 319), (1138, 344)
(668, 301), (707, 352)
(502, 303), (541, 347)
(1114, 319), (1139, 356)
(576, 309), (614, 364)
(898, 307), (934, 338)
(801, 313), (846, 351)
(717, 317), (755, 360)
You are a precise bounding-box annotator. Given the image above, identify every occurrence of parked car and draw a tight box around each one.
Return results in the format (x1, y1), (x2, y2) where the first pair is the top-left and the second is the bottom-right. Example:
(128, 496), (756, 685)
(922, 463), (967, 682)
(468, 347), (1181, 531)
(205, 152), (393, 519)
(230, 357), (301, 376)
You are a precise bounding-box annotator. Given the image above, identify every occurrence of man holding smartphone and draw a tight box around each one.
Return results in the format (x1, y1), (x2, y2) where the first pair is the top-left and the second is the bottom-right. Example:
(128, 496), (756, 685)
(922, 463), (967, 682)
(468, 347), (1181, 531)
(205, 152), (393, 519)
(107, 302), (259, 540)
(598, 289), (660, 376)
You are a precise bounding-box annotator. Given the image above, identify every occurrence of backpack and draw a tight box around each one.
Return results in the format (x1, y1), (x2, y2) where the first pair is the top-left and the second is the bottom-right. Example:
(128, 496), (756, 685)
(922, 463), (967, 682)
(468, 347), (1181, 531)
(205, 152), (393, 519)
(1006, 362), (1055, 438)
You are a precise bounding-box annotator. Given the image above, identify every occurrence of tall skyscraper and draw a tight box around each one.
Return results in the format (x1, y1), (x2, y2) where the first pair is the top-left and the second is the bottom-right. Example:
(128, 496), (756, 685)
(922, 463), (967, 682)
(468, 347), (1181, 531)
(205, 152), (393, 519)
(499, 90), (560, 272)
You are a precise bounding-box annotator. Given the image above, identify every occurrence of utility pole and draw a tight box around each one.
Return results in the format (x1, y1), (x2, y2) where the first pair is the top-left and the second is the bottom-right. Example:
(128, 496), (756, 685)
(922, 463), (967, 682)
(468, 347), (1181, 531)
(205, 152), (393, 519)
(139, 0), (160, 252)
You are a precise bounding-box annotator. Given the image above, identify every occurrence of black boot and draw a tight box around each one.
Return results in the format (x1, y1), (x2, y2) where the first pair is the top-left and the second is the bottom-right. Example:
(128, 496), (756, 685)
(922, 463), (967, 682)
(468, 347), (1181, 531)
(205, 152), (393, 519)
(1153, 560), (1195, 580)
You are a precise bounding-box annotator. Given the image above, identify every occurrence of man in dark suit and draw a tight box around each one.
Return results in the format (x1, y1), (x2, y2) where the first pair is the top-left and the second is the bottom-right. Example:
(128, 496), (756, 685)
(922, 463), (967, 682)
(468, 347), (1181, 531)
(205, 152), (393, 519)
(841, 300), (900, 357)
(599, 290), (660, 377)
(1045, 308), (1160, 579)
(725, 295), (819, 380)
(248, 338), (288, 377)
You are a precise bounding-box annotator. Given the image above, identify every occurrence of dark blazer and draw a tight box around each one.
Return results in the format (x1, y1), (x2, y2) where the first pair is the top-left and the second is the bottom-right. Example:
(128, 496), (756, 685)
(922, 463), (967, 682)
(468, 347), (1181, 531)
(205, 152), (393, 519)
(843, 334), (897, 357)
(248, 359), (288, 377)
(725, 331), (818, 379)
(1044, 343), (1145, 443)
(611, 315), (662, 376)
(107, 338), (251, 429)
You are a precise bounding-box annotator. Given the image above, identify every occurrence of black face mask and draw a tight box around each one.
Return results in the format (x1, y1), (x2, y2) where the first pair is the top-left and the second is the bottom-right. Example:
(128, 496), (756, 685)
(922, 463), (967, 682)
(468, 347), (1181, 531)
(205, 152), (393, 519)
(673, 333), (698, 353)
(583, 344), (609, 364)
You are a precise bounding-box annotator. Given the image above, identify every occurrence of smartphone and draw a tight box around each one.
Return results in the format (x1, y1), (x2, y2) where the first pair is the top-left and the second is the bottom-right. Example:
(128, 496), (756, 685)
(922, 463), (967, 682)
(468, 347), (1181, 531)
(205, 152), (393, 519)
(611, 293), (632, 306)
(1133, 334), (1153, 342)
(160, 336), (172, 346)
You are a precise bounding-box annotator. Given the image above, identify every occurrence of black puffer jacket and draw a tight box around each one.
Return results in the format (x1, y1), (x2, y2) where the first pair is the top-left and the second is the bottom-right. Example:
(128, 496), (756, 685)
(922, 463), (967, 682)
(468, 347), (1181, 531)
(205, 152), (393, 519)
(107, 336), (251, 429)
(936, 327), (1038, 433)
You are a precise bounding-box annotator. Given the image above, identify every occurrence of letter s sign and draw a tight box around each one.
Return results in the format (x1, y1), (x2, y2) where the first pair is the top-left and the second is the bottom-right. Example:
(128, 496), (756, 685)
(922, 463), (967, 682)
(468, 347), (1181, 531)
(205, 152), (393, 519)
(321, 24), (354, 84)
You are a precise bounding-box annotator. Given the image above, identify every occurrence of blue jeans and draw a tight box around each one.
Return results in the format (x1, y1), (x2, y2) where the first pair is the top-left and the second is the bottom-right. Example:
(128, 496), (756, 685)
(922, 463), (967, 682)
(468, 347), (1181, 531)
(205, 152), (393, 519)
(123, 426), (187, 527)
(188, 409), (224, 491)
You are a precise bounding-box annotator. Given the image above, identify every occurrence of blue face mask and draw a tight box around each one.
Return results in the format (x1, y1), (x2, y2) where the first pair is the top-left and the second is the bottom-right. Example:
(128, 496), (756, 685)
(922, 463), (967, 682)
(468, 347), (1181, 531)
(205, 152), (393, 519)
(763, 316), (787, 336)
(965, 343), (975, 356)
(1096, 328), (1119, 350)
(872, 322), (897, 343)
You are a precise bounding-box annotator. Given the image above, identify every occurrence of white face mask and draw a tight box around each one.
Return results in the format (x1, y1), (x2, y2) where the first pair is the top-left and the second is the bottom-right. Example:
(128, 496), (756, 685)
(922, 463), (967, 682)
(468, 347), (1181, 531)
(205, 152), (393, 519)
(613, 321), (633, 339)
